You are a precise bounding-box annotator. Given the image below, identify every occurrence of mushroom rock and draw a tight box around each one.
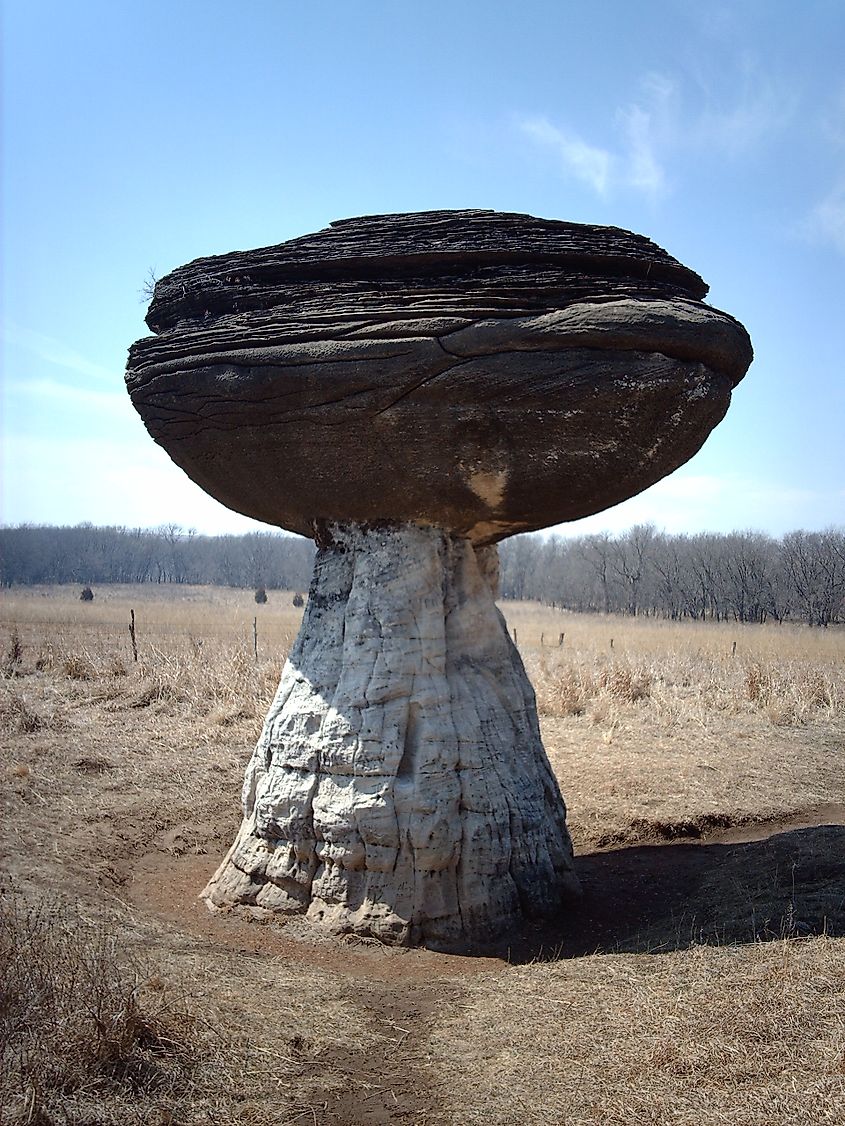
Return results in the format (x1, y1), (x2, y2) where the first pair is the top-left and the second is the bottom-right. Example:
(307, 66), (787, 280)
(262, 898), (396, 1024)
(126, 210), (752, 948)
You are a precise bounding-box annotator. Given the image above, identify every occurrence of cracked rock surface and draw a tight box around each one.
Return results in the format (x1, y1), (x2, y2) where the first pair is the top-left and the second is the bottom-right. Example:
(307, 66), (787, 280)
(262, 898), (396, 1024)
(127, 210), (752, 948)
(201, 524), (578, 947)
(126, 209), (752, 544)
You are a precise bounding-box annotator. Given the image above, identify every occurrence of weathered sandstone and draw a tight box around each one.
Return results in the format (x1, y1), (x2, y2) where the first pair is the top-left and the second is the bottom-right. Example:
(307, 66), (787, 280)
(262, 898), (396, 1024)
(126, 210), (752, 947)
(127, 210), (752, 545)
(202, 524), (578, 947)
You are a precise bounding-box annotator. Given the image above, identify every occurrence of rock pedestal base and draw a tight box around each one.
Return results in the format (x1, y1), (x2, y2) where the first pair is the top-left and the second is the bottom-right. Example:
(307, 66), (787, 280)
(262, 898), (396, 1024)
(202, 523), (578, 948)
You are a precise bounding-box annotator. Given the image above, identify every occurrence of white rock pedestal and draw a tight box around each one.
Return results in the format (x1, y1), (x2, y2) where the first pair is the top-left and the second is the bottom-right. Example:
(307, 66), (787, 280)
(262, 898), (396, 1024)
(202, 523), (578, 948)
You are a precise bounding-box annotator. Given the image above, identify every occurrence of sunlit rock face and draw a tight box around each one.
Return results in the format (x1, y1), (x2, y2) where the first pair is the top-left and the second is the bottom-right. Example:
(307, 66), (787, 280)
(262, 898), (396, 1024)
(126, 210), (752, 545)
(201, 524), (578, 948)
(126, 211), (752, 948)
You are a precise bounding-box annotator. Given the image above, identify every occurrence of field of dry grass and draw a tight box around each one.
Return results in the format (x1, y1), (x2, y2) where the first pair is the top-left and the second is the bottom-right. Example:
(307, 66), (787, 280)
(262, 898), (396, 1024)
(1, 585), (844, 1125)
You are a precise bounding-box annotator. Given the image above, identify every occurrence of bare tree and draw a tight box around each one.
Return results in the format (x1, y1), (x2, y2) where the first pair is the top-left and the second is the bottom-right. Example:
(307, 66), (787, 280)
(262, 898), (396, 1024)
(611, 524), (657, 616)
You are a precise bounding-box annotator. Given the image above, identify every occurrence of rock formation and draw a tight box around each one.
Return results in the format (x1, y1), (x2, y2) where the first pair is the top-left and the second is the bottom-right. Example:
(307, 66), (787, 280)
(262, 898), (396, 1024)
(126, 210), (752, 948)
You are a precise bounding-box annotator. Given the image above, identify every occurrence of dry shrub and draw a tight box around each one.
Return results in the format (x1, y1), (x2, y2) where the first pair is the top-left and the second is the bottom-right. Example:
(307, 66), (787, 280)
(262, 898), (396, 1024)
(745, 659), (839, 725)
(597, 660), (653, 702)
(536, 658), (653, 717)
(0, 894), (362, 1126)
(0, 895), (201, 1123)
(62, 652), (97, 681)
(507, 605), (845, 730)
(2, 629), (23, 678)
(536, 662), (595, 716)
(532, 640), (843, 729)
(0, 686), (45, 734)
(122, 645), (281, 726)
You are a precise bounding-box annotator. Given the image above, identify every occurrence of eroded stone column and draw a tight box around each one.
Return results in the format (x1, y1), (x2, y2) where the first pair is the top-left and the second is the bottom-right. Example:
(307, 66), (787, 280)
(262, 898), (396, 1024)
(202, 523), (578, 948)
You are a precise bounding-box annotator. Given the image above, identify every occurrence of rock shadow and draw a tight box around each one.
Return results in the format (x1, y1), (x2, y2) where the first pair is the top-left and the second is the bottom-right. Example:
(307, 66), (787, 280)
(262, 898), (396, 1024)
(481, 822), (845, 964)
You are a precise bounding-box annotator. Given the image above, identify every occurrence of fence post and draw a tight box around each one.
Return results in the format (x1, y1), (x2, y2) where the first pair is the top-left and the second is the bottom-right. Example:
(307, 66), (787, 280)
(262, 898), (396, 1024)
(129, 609), (138, 662)
(253, 617), (258, 662)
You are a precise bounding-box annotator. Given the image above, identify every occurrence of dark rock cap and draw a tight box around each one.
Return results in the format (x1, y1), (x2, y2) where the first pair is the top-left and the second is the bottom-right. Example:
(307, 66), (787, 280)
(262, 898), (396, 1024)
(127, 210), (752, 542)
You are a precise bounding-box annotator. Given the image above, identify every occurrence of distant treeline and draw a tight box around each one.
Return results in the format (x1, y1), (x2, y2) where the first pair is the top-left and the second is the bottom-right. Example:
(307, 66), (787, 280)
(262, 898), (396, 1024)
(2, 523), (844, 627)
(0, 524), (314, 592)
(500, 525), (845, 627)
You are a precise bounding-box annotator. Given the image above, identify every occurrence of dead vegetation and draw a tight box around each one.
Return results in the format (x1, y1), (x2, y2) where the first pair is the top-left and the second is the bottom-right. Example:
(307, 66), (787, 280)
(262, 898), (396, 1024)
(528, 609), (843, 730)
(0, 891), (383, 1126)
(429, 939), (845, 1126)
(1, 585), (844, 1124)
(1, 895), (202, 1124)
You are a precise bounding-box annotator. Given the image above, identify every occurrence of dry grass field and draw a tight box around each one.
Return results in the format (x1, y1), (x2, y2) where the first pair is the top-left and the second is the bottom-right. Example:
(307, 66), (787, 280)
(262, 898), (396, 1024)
(1, 585), (844, 1125)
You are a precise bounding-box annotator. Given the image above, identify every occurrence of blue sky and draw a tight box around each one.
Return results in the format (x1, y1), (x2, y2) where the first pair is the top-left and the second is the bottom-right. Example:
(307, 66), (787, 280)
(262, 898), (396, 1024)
(2, 0), (843, 537)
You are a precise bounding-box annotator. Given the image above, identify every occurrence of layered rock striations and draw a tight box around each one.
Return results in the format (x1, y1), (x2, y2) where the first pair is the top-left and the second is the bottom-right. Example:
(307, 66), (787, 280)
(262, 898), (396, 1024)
(127, 210), (752, 545)
(203, 524), (577, 947)
(126, 210), (752, 948)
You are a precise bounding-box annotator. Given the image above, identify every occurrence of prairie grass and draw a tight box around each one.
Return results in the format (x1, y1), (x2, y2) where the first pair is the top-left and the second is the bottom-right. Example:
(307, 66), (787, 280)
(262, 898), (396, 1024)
(532, 647), (842, 727)
(1, 585), (301, 739)
(502, 599), (845, 661)
(0, 894), (201, 1122)
(430, 938), (845, 1126)
(1, 585), (844, 1124)
(512, 598), (844, 731)
(0, 893), (372, 1126)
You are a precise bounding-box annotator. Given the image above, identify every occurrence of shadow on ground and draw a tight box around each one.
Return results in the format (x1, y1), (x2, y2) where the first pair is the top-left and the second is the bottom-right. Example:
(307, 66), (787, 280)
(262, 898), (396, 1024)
(487, 821), (845, 964)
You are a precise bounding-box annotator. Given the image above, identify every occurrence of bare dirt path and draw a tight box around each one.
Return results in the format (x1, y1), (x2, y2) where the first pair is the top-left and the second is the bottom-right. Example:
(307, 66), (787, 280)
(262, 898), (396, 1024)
(132, 801), (845, 959)
(124, 803), (845, 1124)
(131, 802), (845, 969)
(130, 854), (479, 1124)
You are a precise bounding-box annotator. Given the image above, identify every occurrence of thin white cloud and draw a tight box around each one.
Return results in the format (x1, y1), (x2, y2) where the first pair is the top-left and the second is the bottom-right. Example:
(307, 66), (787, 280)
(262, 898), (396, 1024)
(618, 103), (666, 196)
(518, 58), (790, 202)
(519, 117), (613, 196)
(517, 74), (673, 201)
(517, 110), (666, 201)
(2, 322), (116, 383)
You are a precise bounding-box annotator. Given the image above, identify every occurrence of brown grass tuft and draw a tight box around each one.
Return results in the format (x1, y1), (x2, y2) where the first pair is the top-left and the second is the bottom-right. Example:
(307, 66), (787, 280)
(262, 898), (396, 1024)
(535, 660), (595, 716)
(0, 895), (202, 1123)
(745, 659), (840, 725)
(531, 628), (842, 729)
(597, 660), (653, 702)
(62, 652), (98, 681)
(2, 628), (23, 678)
(0, 686), (45, 734)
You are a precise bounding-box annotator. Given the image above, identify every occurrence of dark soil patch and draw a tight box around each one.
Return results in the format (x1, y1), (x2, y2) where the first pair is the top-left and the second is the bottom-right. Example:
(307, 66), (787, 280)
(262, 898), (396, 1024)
(300, 984), (456, 1125)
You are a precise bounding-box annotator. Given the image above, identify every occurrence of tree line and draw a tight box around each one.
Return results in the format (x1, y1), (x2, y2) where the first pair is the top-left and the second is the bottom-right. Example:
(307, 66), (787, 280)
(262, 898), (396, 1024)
(499, 525), (845, 627)
(0, 524), (314, 592)
(2, 523), (843, 627)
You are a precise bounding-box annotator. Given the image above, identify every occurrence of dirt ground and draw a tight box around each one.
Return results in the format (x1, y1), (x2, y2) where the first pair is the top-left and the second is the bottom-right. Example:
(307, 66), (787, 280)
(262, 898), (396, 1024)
(1, 590), (844, 1124)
